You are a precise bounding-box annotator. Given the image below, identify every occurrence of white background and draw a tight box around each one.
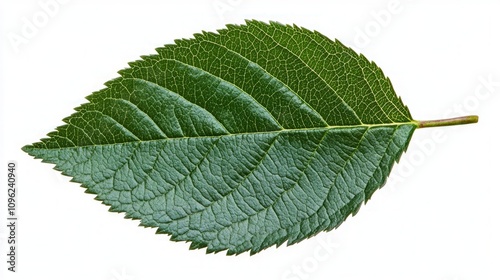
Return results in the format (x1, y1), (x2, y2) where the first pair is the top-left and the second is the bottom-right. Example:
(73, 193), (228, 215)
(1, 1), (499, 279)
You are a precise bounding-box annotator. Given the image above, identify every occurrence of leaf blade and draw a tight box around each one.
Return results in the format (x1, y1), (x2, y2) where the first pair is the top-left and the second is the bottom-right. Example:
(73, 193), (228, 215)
(23, 21), (418, 254)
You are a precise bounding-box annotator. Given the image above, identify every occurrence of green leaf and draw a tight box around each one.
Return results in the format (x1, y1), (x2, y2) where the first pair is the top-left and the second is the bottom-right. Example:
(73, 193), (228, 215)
(22, 20), (477, 255)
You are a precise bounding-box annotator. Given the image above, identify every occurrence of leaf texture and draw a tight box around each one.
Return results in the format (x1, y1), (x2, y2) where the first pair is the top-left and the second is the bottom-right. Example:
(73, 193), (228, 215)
(23, 20), (417, 255)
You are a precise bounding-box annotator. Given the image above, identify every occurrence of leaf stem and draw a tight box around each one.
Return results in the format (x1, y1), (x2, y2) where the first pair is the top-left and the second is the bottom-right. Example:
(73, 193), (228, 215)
(416, 115), (478, 128)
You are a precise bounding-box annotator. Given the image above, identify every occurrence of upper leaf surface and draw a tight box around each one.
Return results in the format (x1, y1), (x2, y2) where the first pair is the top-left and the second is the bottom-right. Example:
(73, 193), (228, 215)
(24, 20), (416, 254)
